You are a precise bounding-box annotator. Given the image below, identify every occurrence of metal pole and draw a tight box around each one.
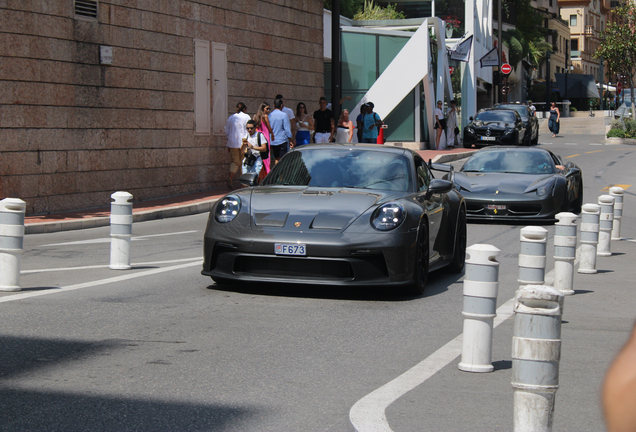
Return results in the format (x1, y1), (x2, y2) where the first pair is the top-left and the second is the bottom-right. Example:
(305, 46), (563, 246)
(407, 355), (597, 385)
(331, 0), (341, 124)
(498, 0), (502, 104)
(599, 58), (604, 111)
(545, 52), (551, 116)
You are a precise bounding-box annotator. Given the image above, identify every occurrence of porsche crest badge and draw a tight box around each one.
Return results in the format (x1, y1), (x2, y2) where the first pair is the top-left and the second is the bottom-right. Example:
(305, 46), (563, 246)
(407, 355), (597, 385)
(294, 222), (302, 227)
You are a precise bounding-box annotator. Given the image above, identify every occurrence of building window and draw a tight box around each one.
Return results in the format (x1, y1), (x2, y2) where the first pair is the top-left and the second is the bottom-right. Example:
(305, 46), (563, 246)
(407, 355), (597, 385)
(571, 39), (579, 50)
(570, 15), (577, 26)
(74, 0), (98, 20)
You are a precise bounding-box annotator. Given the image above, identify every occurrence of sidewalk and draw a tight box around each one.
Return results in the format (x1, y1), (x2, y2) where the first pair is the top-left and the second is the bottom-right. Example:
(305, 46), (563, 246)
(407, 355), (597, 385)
(24, 147), (475, 235)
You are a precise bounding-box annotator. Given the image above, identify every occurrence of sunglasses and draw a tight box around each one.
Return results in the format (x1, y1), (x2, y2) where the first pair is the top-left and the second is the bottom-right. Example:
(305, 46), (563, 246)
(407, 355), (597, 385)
(246, 127), (255, 130)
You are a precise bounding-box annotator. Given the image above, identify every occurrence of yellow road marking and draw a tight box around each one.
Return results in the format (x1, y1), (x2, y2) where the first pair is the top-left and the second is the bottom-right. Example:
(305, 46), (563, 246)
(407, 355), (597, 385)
(585, 150), (603, 154)
(600, 184), (631, 191)
(565, 154), (580, 158)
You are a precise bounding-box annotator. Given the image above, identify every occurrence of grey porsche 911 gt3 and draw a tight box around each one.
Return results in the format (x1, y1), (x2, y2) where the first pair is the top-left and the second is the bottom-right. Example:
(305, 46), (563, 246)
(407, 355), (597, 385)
(202, 144), (467, 295)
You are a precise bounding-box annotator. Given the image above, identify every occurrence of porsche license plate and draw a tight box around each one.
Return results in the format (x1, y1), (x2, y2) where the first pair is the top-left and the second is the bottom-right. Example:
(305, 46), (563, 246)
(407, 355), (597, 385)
(480, 136), (496, 141)
(487, 205), (507, 210)
(275, 243), (306, 256)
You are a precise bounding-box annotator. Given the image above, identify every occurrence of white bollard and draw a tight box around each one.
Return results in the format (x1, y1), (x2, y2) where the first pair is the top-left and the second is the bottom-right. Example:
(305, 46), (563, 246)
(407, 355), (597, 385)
(110, 191), (133, 270)
(0, 198), (26, 292)
(553, 212), (578, 296)
(609, 187), (624, 240)
(512, 285), (564, 432)
(578, 204), (600, 274)
(597, 195), (615, 257)
(458, 244), (501, 373)
(518, 226), (548, 288)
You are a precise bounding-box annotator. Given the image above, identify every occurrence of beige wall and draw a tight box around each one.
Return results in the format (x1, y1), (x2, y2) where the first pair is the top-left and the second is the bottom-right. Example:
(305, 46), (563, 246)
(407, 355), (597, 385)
(0, 1), (324, 214)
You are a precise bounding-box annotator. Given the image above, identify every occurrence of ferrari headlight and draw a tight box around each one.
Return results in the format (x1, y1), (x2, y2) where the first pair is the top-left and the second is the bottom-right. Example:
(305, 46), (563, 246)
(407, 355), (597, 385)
(536, 180), (555, 196)
(371, 203), (406, 231)
(215, 195), (241, 223)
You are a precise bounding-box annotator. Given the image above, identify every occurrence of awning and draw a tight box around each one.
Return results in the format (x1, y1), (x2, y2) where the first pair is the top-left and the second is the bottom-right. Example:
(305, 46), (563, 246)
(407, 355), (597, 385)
(554, 74), (600, 98)
(597, 83), (617, 92)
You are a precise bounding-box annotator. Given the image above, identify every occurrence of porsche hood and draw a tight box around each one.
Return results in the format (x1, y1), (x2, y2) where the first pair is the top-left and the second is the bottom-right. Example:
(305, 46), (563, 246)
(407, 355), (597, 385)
(246, 187), (393, 230)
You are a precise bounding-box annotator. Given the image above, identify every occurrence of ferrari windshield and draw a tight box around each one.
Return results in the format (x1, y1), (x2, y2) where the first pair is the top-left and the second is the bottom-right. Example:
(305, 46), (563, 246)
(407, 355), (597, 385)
(475, 110), (516, 122)
(261, 148), (413, 191)
(461, 149), (556, 174)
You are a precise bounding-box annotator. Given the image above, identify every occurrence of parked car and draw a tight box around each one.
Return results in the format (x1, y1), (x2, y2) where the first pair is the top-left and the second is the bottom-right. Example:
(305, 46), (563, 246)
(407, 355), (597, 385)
(463, 108), (526, 148)
(439, 146), (583, 222)
(493, 102), (539, 145)
(202, 144), (467, 295)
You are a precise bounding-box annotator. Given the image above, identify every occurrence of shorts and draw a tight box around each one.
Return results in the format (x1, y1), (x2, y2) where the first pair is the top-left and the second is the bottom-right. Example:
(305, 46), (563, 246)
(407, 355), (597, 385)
(295, 130), (311, 146)
(315, 132), (331, 143)
(242, 156), (263, 176)
(362, 137), (377, 144)
(229, 147), (243, 173)
(271, 143), (288, 160)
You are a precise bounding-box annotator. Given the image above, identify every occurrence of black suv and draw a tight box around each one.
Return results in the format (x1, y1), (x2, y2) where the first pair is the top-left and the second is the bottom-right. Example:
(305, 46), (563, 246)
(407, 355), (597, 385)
(492, 102), (539, 145)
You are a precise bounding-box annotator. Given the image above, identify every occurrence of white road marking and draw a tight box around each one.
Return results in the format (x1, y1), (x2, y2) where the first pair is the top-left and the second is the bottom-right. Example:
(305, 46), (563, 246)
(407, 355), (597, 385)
(539, 142), (553, 145)
(0, 260), (202, 303)
(565, 143), (578, 145)
(21, 257), (202, 274)
(589, 143), (603, 146)
(41, 230), (199, 247)
(349, 255), (565, 432)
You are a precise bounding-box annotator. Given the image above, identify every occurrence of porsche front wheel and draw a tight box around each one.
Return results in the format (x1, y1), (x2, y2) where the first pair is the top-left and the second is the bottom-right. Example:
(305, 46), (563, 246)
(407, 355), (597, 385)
(405, 226), (429, 296)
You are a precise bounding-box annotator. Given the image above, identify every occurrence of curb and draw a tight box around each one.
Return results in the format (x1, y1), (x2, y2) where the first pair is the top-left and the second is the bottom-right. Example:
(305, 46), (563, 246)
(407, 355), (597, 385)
(605, 137), (636, 145)
(433, 150), (476, 163)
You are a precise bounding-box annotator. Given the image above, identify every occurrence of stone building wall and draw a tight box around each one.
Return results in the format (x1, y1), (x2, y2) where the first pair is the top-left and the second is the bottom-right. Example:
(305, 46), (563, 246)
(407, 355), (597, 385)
(0, 1), (325, 214)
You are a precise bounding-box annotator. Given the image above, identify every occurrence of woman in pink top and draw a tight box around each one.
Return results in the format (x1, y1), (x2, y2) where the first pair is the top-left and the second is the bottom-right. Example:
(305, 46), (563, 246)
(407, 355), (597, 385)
(254, 102), (274, 179)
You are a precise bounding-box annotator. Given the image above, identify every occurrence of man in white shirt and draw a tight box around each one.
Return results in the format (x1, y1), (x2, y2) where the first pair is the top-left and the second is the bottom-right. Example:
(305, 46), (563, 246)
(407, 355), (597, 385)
(224, 102), (250, 189)
(276, 94), (295, 147)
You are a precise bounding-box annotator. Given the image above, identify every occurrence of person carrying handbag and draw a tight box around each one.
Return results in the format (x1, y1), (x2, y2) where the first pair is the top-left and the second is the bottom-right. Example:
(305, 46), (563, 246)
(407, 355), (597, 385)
(242, 120), (268, 177)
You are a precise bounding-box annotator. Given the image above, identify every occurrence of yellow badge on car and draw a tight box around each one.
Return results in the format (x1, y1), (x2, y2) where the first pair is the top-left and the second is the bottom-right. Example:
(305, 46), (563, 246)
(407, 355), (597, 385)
(494, 209), (498, 214)
(294, 222), (302, 227)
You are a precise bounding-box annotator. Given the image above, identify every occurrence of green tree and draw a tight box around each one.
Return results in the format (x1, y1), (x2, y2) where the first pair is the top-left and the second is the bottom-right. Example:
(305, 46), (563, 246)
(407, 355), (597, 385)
(527, 40), (553, 68)
(595, 3), (636, 118)
(323, 0), (364, 20)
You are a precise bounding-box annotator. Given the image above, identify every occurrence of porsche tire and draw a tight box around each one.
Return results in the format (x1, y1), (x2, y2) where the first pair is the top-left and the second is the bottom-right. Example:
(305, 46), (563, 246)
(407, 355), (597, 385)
(447, 206), (467, 274)
(406, 226), (429, 296)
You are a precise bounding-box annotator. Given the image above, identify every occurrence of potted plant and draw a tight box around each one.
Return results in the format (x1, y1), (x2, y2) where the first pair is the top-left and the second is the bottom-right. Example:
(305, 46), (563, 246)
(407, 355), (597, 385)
(443, 15), (461, 38)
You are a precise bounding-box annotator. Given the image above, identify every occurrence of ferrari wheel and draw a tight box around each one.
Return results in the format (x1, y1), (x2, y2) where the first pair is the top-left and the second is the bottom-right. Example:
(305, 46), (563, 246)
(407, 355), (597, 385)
(406, 226), (429, 296)
(447, 206), (467, 274)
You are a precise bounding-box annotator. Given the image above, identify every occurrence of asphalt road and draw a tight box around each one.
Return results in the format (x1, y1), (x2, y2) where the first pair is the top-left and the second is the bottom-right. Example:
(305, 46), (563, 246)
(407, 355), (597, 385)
(1, 128), (635, 431)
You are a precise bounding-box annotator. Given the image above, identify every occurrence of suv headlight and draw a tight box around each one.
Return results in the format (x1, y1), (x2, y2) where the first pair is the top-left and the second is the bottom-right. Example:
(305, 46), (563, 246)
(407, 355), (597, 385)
(215, 195), (241, 223)
(371, 203), (406, 231)
(467, 127), (475, 135)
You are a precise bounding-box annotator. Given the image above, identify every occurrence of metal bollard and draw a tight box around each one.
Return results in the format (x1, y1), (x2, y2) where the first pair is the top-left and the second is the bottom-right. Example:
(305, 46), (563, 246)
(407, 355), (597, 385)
(597, 195), (615, 257)
(0, 198), (26, 292)
(553, 212), (578, 296)
(110, 191), (133, 270)
(458, 244), (501, 373)
(609, 187), (624, 240)
(578, 204), (600, 274)
(518, 226), (548, 288)
(512, 285), (564, 432)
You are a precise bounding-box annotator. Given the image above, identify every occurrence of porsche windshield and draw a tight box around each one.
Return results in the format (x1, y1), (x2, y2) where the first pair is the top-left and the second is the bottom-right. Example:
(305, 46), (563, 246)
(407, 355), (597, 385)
(261, 148), (413, 191)
(475, 111), (516, 122)
(461, 150), (556, 174)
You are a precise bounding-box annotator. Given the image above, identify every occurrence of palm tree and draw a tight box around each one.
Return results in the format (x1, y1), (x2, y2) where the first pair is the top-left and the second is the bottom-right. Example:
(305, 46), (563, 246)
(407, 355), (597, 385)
(528, 40), (553, 68)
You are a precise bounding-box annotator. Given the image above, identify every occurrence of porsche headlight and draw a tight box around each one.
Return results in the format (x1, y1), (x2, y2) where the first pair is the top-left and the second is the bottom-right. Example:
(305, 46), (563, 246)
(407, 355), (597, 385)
(371, 203), (406, 231)
(215, 195), (241, 223)
(536, 180), (555, 196)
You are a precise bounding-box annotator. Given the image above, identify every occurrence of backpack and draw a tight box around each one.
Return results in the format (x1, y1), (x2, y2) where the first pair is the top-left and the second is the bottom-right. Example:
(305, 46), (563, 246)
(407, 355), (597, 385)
(258, 133), (269, 160)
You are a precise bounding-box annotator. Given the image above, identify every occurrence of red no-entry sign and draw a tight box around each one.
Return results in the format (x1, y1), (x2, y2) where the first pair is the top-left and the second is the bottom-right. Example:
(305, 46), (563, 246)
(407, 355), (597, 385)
(501, 63), (512, 75)
(617, 82), (622, 95)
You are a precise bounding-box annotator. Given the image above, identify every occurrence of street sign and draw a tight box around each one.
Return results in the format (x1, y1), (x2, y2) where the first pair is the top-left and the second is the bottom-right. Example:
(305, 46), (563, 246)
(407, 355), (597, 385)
(501, 63), (512, 75)
(617, 81), (622, 95)
(449, 66), (454, 74)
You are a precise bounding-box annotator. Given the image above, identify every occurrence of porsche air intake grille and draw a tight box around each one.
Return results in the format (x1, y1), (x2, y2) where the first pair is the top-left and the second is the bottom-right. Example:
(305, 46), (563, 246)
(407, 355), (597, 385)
(234, 257), (354, 280)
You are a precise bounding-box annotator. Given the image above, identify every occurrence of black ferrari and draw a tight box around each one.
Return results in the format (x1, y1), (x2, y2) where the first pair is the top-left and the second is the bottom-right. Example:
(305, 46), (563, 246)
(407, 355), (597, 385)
(202, 144), (467, 295)
(463, 108), (526, 148)
(442, 147), (583, 222)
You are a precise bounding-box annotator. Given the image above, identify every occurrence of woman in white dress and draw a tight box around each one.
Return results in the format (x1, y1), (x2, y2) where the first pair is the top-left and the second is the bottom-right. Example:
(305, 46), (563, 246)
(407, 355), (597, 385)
(446, 100), (458, 148)
(334, 109), (357, 143)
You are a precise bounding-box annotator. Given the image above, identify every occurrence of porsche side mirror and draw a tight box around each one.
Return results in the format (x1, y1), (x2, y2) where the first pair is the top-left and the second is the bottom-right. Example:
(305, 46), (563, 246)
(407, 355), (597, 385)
(427, 179), (453, 198)
(239, 172), (259, 187)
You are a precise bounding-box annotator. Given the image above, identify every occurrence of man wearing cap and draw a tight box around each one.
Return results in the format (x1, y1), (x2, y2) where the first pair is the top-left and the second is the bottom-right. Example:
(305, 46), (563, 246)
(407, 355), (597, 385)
(362, 102), (383, 144)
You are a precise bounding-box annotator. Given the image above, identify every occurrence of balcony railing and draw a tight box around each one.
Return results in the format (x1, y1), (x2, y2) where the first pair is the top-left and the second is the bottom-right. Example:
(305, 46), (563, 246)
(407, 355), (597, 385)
(571, 50), (581, 58)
